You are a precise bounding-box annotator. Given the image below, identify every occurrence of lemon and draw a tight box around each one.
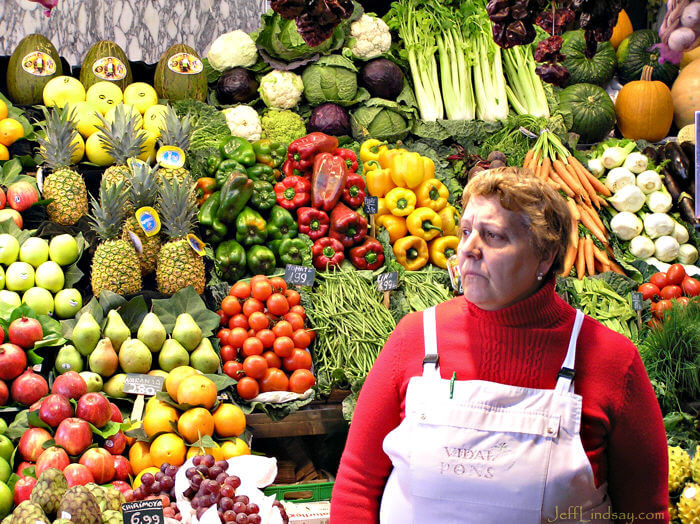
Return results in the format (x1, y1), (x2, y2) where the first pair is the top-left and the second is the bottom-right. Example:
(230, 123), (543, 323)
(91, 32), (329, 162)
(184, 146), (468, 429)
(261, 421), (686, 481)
(220, 438), (251, 459)
(86, 81), (124, 115)
(138, 128), (159, 164)
(104, 103), (142, 130)
(85, 131), (114, 166)
(124, 82), (159, 114)
(43, 76), (86, 108)
(132, 466), (160, 489)
(142, 104), (169, 136)
(69, 133), (85, 164)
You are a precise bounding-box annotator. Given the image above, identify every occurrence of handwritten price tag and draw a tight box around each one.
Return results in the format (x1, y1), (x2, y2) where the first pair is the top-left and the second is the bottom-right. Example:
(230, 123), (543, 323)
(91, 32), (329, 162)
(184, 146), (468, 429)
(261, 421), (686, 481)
(123, 374), (165, 397)
(284, 264), (316, 287)
(631, 292), (644, 311)
(363, 196), (378, 215)
(377, 272), (398, 291)
(122, 500), (163, 524)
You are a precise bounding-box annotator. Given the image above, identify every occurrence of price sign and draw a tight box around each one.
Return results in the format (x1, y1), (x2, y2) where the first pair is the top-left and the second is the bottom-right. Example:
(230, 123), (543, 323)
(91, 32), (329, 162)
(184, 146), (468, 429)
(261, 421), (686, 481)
(123, 374), (165, 397)
(122, 499), (164, 524)
(284, 264), (316, 286)
(363, 196), (378, 215)
(631, 292), (644, 311)
(377, 271), (399, 292)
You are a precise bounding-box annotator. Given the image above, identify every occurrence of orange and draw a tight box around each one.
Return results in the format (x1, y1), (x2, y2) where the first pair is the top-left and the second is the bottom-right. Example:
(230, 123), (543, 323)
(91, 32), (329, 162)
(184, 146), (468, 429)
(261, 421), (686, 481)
(0, 99), (7, 121)
(176, 375), (217, 409)
(213, 403), (246, 438)
(128, 441), (154, 475)
(187, 444), (223, 462)
(177, 407), (215, 444)
(0, 144), (8, 162)
(0, 118), (24, 147)
(610, 10), (633, 50)
(165, 365), (199, 401)
(220, 438), (251, 460)
(132, 466), (160, 489)
(150, 433), (186, 467)
(143, 403), (179, 439)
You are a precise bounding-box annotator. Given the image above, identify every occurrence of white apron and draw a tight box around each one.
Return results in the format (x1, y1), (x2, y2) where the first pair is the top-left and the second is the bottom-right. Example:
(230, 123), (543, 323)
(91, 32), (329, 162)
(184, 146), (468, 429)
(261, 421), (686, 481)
(379, 307), (611, 523)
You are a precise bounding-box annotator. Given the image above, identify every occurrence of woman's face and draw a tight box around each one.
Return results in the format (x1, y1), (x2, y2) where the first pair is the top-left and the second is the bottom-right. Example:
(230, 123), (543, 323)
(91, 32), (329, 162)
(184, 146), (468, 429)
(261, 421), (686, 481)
(458, 195), (554, 311)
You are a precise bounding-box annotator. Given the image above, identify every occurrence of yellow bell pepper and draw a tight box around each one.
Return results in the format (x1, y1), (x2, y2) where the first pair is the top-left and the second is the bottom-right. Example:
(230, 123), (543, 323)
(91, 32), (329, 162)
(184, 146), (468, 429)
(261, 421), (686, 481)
(390, 151), (426, 189)
(385, 187), (417, 217)
(376, 197), (390, 217)
(360, 139), (387, 164)
(415, 178), (449, 212)
(376, 214), (408, 244)
(429, 236), (459, 269)
(423, 156), (435, 181)
(366, 166), (396, 197)
(406, 207), (443, 242)
(393, 236), (429, 271)
(378, 147), (404, 170)
(438, 205), (460, 237)
(362, 160), (381, 174)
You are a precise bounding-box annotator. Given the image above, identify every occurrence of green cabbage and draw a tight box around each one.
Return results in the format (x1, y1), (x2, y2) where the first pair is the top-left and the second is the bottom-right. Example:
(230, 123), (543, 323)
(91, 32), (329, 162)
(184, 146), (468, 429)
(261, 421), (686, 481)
(301, 55), (366, 106)
(351, 99), (414, 142)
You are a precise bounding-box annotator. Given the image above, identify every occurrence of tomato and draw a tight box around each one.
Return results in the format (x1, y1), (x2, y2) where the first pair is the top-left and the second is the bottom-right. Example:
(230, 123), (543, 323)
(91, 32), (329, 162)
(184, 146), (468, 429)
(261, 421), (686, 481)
(228, 327), (249, 349)
(248, 328), (256, 338)
(272, 320), (293, 338)
(230, 281), (250, 299)
(273, 336), (294, 358)
(676, 296), (690, 306)
(256, 329), (276, 349)
(649, 272), (669, 290)
(307, 329), (316, 342)
(666, 264), (687, 286)
(285, 289), (301, 307)
(221, 296), (241, 316)
(266, 293), (290, 316)
(242, 298), (265, 317)
(682, 276), (700, 297)
(259, 367), (289, 393)
(262, 350), (282, 369)
(283, 348), (312, 371)
(217, 310), (228, 326)
(236, 377), (259, 400)
(223, 360), (244, 379)
(269, 277), (287, 295)
(292, 329), (311, 349)
(284, 312), (305, 331)
(654, 299), (672, 320)
(220, 344), (236, 363)
(289, 369), (316, 394)
(251, 279), (273, 302)
(248, 311), (269, 332)
(217, 328), (231, 343)
(229, 314), (249, 330)
(290, 305), (306, 319)
(243, 355), (268, 379)
(637, 283), (660, 302)
(250, 274), (270, 287)
(660, 285), (683, 300)
(241, 336), (264, 357)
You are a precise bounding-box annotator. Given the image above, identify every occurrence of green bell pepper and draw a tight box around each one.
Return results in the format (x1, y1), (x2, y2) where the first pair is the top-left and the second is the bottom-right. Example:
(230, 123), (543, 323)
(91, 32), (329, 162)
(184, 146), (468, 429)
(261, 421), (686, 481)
(247, 245), (276, 275)
(267, 205), (298, 242)
(247, 163), (278, 184)
(236, 206), (267, 247)
(216, 159), (247, 187)
(249, 180), (276, 211)
(215, 239), (247, 282)
(217, 173), (254, 224)
(274, 237), (310, 266)
(221, 136), (256, 167)
(197, 191), (228, 242)
(253, 139), (287, 168)
(206, 154), (222, 176)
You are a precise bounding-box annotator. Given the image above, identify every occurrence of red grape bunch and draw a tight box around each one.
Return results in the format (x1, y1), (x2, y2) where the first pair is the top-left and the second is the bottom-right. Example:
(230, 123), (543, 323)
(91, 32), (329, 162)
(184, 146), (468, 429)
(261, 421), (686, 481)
(124, 462), (182, 520)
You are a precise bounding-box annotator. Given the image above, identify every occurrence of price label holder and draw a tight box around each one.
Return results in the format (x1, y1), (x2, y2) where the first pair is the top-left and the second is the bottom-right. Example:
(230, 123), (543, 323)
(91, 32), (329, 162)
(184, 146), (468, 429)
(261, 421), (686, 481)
(122, 499), (164, 524)
(284, 264), (316, 287)
(364, 196), (379, 238)
(631, 291), (643, 330)
(123, 374), (165, 421)
(377, 271), (398, 308)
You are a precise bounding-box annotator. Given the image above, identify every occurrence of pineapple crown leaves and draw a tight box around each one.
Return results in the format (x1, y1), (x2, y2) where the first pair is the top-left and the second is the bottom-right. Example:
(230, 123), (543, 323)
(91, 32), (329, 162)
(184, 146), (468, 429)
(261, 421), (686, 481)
(89, 179), (129, 241)
(158, 106), (191, 151)
(126, 158), (160, 209)
(95, 105), (147, 164)
(158, 177), (197, 240)
(36, 104), (80, 169)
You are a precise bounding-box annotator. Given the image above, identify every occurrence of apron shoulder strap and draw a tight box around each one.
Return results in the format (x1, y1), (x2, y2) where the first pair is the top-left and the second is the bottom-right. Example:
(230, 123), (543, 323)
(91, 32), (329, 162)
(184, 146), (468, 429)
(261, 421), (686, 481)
(422, 306), (441, 380)
(554, 309), (585, 393)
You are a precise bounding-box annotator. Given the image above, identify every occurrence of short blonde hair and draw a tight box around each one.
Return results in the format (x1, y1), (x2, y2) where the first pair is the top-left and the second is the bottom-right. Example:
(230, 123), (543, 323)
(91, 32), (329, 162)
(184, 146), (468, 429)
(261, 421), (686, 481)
(461, 167), (572, 276)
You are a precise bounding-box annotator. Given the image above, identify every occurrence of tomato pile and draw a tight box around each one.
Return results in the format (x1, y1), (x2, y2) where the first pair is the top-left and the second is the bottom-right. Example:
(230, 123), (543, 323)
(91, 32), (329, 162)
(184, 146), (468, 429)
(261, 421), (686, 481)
(637, 264), (700, 320)
(216, 274), (316, 400)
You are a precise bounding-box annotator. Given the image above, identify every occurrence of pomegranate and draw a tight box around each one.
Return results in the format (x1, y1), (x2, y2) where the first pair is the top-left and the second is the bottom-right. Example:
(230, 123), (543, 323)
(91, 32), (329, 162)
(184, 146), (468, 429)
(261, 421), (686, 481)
(11, 368), (48, 406)
(8, 317), (43, 349)
(0, 343), (27, 380)
(0, 379), (8, 405)
(51, 371), (87, 400)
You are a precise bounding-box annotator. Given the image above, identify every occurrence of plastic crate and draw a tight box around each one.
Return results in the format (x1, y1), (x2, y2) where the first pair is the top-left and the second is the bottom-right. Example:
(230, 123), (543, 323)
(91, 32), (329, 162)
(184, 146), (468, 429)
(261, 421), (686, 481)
(263, 481), (334, 503)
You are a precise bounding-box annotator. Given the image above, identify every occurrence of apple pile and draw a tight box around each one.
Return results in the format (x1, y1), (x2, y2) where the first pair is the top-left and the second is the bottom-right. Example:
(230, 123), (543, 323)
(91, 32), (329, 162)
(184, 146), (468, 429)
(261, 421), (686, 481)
(637, 263), (700, 321)
(0, 316), (48, 407)
(0, 180), (40, 230)
(0, 233), (83, 319)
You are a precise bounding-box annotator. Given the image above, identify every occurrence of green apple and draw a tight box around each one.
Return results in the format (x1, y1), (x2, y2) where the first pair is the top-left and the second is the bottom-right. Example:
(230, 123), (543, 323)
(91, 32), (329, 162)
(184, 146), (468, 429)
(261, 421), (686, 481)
(5, 262), (35, 292)
(0, 480), (10, 519)
(22, 287), (54, 316)
(0, 235), (19, 266)
(19, 237), (49, 268)
(0, 436), (11, 463)
(0, 419), (6, 435)
(0, 290), (21, 308)
(0, 457), (10, 484)
(54, 288), (83, 319)
(49, 234), (79, 266)
(0, 266), (4, 290)
(34, 261), (65, 293)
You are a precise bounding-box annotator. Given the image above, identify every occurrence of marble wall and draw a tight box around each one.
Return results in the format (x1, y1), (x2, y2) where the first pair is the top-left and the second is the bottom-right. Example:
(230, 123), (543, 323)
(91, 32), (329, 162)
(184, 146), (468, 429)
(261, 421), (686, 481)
(0, 0), (269, 66)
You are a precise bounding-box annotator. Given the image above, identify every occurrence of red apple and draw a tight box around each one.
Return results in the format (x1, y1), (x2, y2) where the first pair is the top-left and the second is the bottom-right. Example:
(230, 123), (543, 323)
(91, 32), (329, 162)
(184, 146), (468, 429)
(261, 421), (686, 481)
(11, 368), (48, 406)
(51, 371), (87, 400)
(0, 188), (6, 210)
(0, 343), (27, 381)
(76, 392), (111, 428)
(0, 379), (7, 406)
(35, 446), (70, 476)
(18, 427), (52, 461)
(111, 479), (131, 494)
(15, 461), (34, 478)
(0, 208), (22, 229)
(55, 417), (93, 456)
(8, 317), (43, 349)
(0, 326), (4, 343)
(109, 403), (123, 423)
(112, 456), (133, 482)
(63, 463), (94, 487)
(79, 447), (115, 484)
(7, 181), (39, 212)
(39, 393), (74, 427)
(104, 430), (126, 455)
(13, 476), (36, 504)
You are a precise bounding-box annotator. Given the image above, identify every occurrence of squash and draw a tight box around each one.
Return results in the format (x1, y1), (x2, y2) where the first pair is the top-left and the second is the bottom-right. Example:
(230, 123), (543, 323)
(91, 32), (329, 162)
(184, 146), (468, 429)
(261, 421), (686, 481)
(80, 40), (132, 91)
(561, 30), (617, 86)
(6, 34), (63, 105)
(615, 65), (674, 142)
(671, 58), (700, 128)
(609, 9), (633, 50)
(153, 44), (207, 102)
(617, 30), (679, 87)
(680, 46), (700, 68)
(559, 83), (616, 143)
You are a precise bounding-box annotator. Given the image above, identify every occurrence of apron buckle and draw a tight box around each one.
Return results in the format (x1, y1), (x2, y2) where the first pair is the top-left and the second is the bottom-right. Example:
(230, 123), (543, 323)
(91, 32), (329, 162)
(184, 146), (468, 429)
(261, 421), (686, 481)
(557, 367), (576, 380)
(422, 354), (439, 368)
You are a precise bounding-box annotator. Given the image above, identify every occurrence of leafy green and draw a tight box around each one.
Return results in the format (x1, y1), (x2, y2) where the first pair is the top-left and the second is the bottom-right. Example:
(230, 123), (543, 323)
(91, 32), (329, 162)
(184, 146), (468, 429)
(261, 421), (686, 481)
(301, 55), (368, 107)
(151, 286), (220, 337)
(236, 390), (316, 421)
(350, 82), (417, 143)
(664, 411), (700, 450)
(412, 118), (501, 144)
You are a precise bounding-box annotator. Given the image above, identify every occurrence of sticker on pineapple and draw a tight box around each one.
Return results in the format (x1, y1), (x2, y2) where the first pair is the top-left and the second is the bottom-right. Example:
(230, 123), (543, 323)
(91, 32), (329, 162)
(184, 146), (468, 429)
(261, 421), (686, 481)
(92, 57), (127, 81)
(136, 207), (161, 237)
(21, 51), (56, 76)
(187, 234), (206, 256)
(157, 146), (186, 169)
(167, 53), (203, 75)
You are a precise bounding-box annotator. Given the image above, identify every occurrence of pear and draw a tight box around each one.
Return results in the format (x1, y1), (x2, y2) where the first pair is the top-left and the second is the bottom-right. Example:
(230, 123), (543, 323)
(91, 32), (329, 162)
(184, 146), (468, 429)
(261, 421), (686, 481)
(172, 313), (202, 351)
(88, 338), (119, 377)
(72, 312), (101, 356)
(103, 310), (130, 351)
(137, 312), (166, 353)
(118, 338), (152, 374)
(54, 344), (83, 374)
(189, 337), (220, 374)
(158, 339), (190, 372)
(103, 373), (128, 398)
(79, 371), (103, 392)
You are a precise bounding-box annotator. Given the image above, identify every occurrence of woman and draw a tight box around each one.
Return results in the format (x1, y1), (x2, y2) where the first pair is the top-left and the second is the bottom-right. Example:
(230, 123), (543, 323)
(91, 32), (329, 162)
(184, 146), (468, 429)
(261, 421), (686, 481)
(330, 167), (668, 523)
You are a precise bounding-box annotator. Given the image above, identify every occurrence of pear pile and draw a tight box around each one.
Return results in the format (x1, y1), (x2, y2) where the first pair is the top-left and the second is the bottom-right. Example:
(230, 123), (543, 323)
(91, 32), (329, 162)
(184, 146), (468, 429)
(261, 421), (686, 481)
(54, 309), (220, 396)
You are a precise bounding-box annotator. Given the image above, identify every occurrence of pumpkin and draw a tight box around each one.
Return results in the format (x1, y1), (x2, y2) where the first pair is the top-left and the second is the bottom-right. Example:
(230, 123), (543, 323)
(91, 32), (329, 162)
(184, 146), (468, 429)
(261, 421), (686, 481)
(671, 57), (700, 128)
(615, 65), (674, 142)
(609, 9), (633, 50)
(559, 83), (616, 143)
(561, 30), (617, 86)
(617, 30), (679, 87)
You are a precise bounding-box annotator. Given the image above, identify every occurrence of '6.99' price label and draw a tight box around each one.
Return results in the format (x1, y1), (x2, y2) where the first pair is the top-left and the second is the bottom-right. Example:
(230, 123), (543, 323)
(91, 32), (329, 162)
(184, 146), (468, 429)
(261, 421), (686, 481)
(121, 500), (163, 524)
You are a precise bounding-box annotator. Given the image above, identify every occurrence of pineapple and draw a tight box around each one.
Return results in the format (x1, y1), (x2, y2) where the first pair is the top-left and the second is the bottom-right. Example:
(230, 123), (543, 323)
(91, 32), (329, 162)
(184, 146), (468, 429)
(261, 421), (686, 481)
(97, 104), (147, 189)
(156, 178), (205, 295)
(122, 159), (161, 275)
(158, 106), (192, 185)
(37, 105), (88, 225)
(89, 180), (142, 296)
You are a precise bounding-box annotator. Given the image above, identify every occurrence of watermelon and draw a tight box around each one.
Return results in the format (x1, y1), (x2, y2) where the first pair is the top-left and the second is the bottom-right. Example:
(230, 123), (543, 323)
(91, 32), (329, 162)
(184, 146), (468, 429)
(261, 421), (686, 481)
(617, 30), (679, 87)
(6, 34), (63, 105)
(559, 83), (616, 144)
(80, 40), (132, 91)
(561, 30), (617, 86)
(153, 44), (207, 102)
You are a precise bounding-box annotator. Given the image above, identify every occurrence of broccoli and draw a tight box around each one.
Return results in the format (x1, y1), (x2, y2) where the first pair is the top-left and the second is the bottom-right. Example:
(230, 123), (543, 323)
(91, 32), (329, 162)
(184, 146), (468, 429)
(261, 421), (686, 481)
(261, 109), (307, 145)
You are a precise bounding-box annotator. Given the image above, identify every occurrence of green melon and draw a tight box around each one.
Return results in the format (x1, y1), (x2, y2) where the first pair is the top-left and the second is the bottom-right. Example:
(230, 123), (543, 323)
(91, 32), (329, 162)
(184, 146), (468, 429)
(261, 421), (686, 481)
(153, 44), (207, 102)
(80, 40), (132, 91)
(617, 30), (679, 87)
(561, 30), (617, 86)
(6, 33), (63, 105)
(559, 83), (616, 144)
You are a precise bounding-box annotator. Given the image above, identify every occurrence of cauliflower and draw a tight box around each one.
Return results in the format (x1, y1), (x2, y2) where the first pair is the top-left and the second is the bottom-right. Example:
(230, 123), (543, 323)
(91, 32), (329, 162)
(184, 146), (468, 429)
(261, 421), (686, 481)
(208, 30), (258, 72)
(347, 14), (392, 60)
(261, 109), (307, 145)
(222, 105), (262, 142)
(259, 70), (304, 110)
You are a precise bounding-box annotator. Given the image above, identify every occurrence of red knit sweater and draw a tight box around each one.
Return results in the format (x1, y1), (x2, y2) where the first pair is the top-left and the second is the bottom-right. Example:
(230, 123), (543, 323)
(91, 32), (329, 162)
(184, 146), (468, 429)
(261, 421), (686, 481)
(330, 279), (669, 523)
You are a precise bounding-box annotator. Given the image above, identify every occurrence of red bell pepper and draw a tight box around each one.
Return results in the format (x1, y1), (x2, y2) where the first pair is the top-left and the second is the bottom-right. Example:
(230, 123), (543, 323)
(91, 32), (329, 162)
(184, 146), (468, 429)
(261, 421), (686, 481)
(282, 158), (309, 179)
(334, 148), (358, 173)
(274, 175), (311, 211)
(341, 173), (366, 208)
(287, 133), (339, 171)
(312, 237), (345, 270)
(329, 202), (368, 248)
(349, 236), (385, 270)
(312, 152), (348, 212)
(297, 207), (330, 240)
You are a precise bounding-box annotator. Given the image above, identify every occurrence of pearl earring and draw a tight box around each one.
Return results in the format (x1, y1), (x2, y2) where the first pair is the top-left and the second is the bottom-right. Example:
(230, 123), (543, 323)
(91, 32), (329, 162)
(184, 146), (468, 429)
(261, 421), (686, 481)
(537, 273), (543, 281)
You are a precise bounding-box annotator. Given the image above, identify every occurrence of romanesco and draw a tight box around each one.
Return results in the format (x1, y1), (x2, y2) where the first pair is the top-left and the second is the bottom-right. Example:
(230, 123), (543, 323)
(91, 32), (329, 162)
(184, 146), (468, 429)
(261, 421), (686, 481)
(261, 110), (307, 144)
